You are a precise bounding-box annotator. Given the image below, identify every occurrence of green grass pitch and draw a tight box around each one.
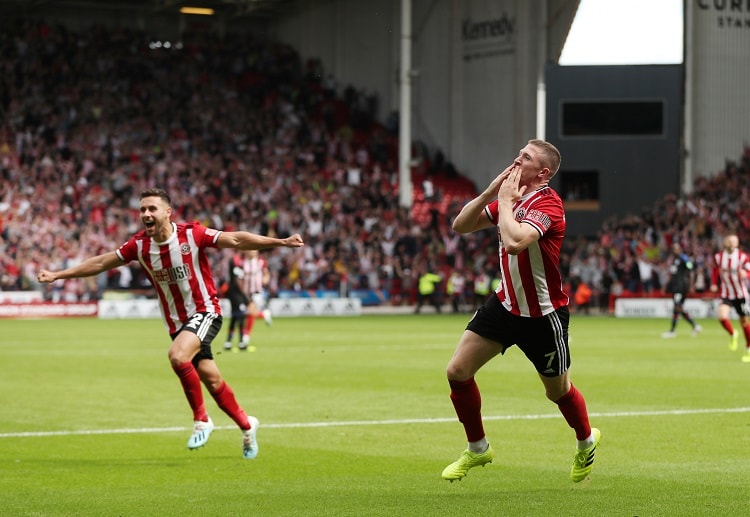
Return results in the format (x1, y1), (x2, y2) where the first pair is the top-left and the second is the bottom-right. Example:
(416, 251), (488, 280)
(1, 314), (748, 516)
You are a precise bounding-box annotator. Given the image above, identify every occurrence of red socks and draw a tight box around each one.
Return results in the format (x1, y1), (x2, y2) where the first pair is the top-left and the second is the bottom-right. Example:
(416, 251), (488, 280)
(449, 378), (485, 442)
(555, 384), (591, 440)
(211, 381), (250, 430)
(719, 318), (735, 336)
(742, 323), (750, 345)
(451, 378), (593, 442)
(172, 362), (250, 430)
(172, 361), (207, 421)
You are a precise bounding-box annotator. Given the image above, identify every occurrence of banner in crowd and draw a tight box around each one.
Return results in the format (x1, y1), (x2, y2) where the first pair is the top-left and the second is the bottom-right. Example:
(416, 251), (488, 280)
(277, 289), (388, 306)
(0, 291), (43, 303)
(454, 0), (518, 178)
(97, 299), (160, 319)
(0, 302), (98, 318)
(614, 297), (722, 319)
(268, 298), (361, 317)
(97, 298), (361, 319)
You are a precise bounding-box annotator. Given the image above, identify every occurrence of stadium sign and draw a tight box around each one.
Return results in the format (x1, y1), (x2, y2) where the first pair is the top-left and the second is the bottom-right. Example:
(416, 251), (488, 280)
(614, 297), (722, 318)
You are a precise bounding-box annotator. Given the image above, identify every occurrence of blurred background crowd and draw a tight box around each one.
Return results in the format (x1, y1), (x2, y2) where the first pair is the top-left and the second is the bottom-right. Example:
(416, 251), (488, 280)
(2, 20), (749, 312)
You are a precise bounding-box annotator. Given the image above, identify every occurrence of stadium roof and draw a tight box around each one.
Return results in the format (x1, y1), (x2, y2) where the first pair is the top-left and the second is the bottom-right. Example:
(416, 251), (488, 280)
(0, 0), (298, 21)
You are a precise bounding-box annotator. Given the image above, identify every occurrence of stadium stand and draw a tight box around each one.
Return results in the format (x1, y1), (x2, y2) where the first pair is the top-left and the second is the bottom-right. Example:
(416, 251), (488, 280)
(1, 18), (748, 313)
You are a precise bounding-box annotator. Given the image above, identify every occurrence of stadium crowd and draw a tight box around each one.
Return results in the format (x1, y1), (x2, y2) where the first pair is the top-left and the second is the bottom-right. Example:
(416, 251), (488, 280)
(1, 19), (749, 311)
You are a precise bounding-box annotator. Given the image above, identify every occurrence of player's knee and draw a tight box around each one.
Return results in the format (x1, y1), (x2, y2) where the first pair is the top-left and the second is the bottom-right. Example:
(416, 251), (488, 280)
(446, 362), (471, 382)
(546, 387), (565, 402)
(168, 349), (191, 366)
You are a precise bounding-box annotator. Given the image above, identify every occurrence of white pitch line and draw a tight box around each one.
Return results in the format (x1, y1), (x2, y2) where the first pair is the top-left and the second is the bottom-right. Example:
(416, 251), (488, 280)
(2, 406), (749, 439)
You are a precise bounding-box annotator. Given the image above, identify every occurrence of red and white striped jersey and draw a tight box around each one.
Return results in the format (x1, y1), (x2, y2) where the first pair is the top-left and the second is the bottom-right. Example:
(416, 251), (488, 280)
(116, 221), (223, 334)
(485, 187), (569, 317)
(241, 256), (268, 294)
(713, 247), (750, 301)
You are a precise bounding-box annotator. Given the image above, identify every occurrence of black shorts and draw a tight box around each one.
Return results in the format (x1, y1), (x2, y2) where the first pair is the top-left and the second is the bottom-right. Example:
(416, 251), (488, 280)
(721, 298), (750, 317)
(170, 312), (223, 367)
(670, 292), (687, 307)
(466, 294), (571, 377)
(228, 291), (249, 315)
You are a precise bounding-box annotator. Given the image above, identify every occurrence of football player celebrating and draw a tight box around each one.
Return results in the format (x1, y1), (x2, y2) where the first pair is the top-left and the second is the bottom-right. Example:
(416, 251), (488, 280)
(38, 188), (304, 458)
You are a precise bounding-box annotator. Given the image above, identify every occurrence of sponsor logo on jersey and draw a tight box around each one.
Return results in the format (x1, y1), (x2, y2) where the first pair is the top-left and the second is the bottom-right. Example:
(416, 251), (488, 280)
(526, 209), (552, 231)
(153, 263), (192, 284)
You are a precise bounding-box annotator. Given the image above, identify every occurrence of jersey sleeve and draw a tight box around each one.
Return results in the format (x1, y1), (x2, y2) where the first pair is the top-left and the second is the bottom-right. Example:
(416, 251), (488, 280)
(485, 190), (564, 237)
(522, 193), (563, 236)
(485, 200), (499, 225)
(711, 255), (720, 286)
(190, 221), (222, 248)
(115, 236), (139, 263)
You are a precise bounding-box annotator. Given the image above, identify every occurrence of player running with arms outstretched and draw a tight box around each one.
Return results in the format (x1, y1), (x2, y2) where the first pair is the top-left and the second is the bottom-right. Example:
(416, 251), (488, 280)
(38, 188), (304, 458)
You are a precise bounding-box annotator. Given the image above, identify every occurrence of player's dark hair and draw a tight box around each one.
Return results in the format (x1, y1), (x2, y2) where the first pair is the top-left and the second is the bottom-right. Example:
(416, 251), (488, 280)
(140, 188), (171, 206)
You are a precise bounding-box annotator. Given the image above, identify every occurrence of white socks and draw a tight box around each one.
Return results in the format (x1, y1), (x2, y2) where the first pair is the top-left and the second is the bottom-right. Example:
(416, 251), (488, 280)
(468, 437), (489, 454)
(577, 431), (595, 450)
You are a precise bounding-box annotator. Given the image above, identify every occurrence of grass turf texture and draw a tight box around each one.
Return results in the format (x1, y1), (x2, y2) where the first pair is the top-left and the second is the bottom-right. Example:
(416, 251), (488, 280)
(2, 315), (748, 516)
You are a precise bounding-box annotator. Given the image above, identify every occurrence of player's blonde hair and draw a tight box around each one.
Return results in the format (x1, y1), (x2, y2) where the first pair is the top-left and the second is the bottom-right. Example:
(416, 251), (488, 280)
(528, 139), (561, 178)
(724, 234), (739, 249)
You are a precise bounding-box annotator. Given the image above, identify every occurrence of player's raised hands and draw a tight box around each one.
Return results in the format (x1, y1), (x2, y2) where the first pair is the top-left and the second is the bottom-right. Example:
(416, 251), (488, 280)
(498, 165), (527, 204)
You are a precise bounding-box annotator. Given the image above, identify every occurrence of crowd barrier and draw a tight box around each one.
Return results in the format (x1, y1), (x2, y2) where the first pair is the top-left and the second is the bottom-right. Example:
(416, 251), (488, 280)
(613, 296), (724, 318)
(0, 290), (368, 319)
(3, 291), (734, 320)
(96, 297), (362, 319)
(0, 301), (98, 318)
(277, 289), (388, 306)
(267, 297), (361, 317)
(0, 291), (43, 303)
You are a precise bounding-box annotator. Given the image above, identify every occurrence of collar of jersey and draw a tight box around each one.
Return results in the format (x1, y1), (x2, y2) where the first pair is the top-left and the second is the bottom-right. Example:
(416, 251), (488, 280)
(153, 222), (178, 245)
